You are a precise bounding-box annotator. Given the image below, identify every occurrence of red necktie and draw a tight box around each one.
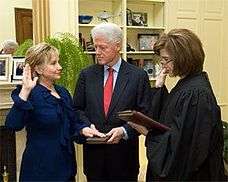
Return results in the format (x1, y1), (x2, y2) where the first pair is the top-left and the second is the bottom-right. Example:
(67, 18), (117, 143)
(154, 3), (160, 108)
(104, 67), (114, 116)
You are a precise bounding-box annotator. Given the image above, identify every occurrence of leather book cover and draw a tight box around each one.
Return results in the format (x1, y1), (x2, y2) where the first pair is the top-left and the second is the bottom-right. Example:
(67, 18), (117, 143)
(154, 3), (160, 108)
(86, 136), (111, 144)
(117, 110), (171, 132)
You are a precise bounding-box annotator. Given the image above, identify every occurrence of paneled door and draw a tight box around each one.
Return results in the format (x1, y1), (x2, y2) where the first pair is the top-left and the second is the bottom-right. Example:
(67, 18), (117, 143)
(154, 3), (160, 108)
(15, 8), (33, 45)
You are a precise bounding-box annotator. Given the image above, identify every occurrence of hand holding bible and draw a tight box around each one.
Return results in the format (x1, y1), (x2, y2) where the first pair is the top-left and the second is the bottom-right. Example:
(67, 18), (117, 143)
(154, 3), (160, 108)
(117, 110), (170, 132)
(128, 122), (148, 136)
(106, 127), (124, 144)
(81, 125), (106, 138)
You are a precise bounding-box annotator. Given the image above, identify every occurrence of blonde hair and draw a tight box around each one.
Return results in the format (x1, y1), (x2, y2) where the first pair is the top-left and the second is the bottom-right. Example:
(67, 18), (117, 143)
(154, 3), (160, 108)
(25, 43), (59, 75)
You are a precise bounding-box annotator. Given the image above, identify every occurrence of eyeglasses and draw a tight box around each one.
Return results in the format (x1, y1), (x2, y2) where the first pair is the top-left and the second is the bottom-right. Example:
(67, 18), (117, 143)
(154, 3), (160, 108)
(159, 57), (174, 66)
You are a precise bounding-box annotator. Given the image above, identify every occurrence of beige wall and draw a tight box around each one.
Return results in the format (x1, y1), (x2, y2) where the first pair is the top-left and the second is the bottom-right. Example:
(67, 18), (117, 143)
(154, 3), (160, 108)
(49, 0), (76, 37)
(0, 0), (32, 45)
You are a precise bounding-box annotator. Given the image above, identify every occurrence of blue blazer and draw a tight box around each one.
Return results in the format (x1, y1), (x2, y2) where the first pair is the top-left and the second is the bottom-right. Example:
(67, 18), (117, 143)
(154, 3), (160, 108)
(5, 84), (87, 181)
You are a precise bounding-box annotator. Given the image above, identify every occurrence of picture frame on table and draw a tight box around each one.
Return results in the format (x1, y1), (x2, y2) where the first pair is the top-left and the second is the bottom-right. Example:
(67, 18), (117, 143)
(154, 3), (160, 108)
(12, 57), (25, 80)
(138, 33), (159, 51)
(126, 9), (133, 26)
(143, 59), (162, 80)
(0, 54), (12, 82)
(143, 59), (156, 78)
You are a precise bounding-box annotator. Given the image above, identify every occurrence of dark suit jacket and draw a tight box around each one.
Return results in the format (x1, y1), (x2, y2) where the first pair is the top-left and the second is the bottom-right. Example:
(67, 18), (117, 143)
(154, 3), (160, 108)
(73, 60), (151, 179)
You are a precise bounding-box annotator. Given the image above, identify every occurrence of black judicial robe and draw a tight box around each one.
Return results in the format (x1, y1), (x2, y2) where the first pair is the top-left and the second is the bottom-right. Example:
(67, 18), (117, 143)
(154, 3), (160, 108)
(146, 72), (225, 181)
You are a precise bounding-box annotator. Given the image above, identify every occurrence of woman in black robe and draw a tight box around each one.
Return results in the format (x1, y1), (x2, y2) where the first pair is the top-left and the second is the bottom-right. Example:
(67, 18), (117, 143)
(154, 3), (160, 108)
(129, 29), (226, 181)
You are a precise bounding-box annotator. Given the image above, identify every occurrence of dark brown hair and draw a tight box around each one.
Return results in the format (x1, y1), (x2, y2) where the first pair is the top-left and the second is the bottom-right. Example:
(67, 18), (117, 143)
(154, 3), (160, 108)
(154, 29), (205, 77)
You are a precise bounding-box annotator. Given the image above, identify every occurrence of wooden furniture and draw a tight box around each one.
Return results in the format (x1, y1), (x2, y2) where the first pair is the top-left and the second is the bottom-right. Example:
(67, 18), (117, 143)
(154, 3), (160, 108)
(0, 83), (18, 181)
(0, 126), (16, 182)
(0, 83), (18, 111)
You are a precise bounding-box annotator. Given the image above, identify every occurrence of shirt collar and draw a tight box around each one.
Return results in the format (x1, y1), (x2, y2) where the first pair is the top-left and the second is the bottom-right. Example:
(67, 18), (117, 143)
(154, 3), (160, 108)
(104, 58), (122, 73)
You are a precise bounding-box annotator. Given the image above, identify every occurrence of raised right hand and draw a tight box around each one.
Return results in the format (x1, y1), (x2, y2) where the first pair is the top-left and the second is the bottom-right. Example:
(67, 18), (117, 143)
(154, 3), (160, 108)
(19, 64), (38, 101)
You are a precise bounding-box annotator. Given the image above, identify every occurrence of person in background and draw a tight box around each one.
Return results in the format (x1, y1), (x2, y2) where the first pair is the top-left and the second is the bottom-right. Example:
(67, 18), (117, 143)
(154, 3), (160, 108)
(129, 29), (226, 181)
(16, 63), (24, 76)
(73, 23), (151, 181)
(5, 43), (104, 181)
(0, 39), (18, 55)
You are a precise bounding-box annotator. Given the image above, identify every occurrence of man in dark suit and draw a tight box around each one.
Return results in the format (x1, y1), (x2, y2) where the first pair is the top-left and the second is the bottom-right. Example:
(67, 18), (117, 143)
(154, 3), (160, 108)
(73, 23), (151, 182)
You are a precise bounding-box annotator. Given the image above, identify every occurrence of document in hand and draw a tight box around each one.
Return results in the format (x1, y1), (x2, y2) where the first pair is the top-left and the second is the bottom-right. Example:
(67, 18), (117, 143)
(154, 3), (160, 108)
(86, 136), (111, 144)
(117, 110), (171, 132)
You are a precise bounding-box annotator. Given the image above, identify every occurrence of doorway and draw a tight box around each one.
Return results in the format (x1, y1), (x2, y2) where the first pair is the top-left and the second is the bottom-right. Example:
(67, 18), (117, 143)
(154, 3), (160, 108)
(15, 8), (33, 45)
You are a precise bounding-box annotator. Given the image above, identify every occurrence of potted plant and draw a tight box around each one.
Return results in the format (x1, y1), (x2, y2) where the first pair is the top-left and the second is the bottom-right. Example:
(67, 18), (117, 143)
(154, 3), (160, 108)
(14, 39), (33, 57)
(14, 33), (92, 95)
(45, 32), (92, 95)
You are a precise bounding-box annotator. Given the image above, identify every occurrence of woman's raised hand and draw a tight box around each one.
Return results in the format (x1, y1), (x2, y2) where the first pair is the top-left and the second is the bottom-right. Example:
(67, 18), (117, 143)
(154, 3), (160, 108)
(155, 68), (167, 88)
(22, 64), (38, 90)
(19, 64), (38, 101)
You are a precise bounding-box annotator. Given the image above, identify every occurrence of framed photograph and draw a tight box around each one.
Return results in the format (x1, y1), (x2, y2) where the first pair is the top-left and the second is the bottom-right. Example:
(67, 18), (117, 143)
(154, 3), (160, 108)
(132, 12), (147, 26)
(0, 54), (12, 82)
(143, 59), (156, 78)
(126, 9), (133, 26)
(138, 33), (159, 51)
(143, 59), (162, 80)
(12, 57), (25, 80)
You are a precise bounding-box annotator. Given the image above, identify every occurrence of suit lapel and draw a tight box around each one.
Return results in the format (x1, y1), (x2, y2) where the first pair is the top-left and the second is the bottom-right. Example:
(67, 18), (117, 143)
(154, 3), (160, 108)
(107, 60), (129, 117)
(93, 65), (104, 115)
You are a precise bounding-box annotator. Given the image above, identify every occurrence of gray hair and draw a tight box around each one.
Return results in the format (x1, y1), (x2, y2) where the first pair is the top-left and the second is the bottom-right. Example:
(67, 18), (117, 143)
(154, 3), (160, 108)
(91, 23), (122, 44)
(2, 39), (18, 49)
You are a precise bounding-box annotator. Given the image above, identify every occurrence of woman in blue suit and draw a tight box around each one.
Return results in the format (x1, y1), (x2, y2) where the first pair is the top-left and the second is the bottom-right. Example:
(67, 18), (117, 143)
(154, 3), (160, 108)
(5, 43), (105, 181)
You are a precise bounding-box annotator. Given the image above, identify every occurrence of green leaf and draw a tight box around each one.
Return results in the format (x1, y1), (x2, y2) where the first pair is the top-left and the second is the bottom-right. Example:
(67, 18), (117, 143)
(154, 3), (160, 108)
(14, 39), (33, 56)
(45, 32), (92, 95)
